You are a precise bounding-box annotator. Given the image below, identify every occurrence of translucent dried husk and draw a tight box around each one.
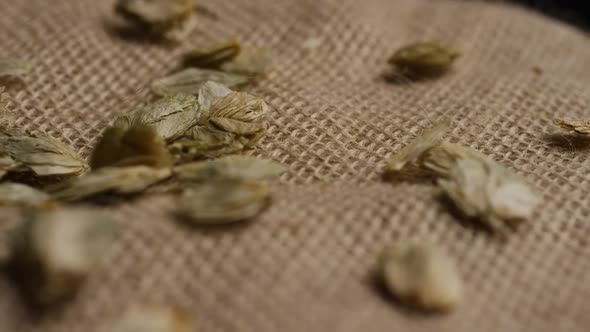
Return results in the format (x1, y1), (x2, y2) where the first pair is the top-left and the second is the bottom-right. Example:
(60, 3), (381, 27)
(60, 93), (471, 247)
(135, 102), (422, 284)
(0, 132), (86, 176)
(388, 41), (460, 76)
(0, 182), (52, 206)
(197, 81), (233, 111)
(109, 305), (195, 332)
(90, 125), (173, 169)
(151, 68), (249, 97)
(9, 207), (118, 305)
(554, 118), (590, 135)
(174, 155), (287, 182)
(177, 178), (270, 224)
(115, 0), (194, 41)
(113, 94), (201, 142)
(183, 39), (241, 68)
(380, 242), (462, 311)
(46, 166), (172, 202)
(0, 57), (34, 76)
(220, 47), (273, 76)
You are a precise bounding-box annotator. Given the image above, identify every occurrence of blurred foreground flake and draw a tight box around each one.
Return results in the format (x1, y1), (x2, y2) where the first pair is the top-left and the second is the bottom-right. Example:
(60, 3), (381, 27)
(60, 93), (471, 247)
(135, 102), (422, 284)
(110, 305), (195, 332)
(380, 242), (462, 311)
(423, 142), (541, 235)
(90, 125), (173, 169)
(388, 41), (460, 77)
(115, 0), (194, 41)
(554, 118), (590, 135)
(0, 57), (34, 76)
(175, 155), (287, 182)
(151, 68), (249, 97)
(114, 94), (201, 142)
(47, 166), (172, 202)
(384, 118), (451, 172)
(178, 178), (270, 224)
(184, 39), (241, 68)
(0, 132), (86, 176)
(220, 47), (273, 76)
(0, 182), (51, 206)
(9, 207), (118, 305)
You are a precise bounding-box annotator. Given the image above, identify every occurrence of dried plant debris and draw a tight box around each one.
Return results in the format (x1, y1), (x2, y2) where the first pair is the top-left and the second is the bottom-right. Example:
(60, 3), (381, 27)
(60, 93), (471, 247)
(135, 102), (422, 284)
(379, 242), (462, 311)
(220, 47), (273, 76)
(388, 41), (460, 77)
(90, 125), (172, 169)
(175, 155), (287, 182)
(109, 305), (195, 332)
(0, 132), (86, 177)
(423, 142), (541, 235)
(0, 182), (52, 206)
(114, 94), (201, 142)
(177, 178), (270, 224)
(0, 57), (34, 76)
(46, 166), (172, 202)
(151, 68), (249, 97)
(115, 0), (194, 41)
(183, 39), (241, 68)
(384, 118), (452, 172)
(554, 118), (590, 135)
(9, 207), (118, 305)
(169, 128), (245, 162)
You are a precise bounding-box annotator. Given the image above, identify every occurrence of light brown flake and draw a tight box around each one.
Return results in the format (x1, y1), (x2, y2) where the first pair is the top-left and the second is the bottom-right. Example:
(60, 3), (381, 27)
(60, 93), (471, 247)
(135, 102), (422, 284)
(0, 57), (34, 76)
(174, 155), (287, 182)
(554, 118), (590, 135)
(109, 305), (195, 332)
(388, 41), (460, 76)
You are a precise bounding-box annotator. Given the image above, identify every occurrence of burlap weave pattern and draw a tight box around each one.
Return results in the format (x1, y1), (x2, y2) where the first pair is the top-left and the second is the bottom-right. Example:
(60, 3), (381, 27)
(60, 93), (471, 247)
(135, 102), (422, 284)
(0, 0), (589, 331)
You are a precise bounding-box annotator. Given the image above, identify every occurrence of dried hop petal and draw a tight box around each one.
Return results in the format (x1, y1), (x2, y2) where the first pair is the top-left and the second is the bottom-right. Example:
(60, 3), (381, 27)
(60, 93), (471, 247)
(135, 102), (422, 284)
(388, 41), (460, 76)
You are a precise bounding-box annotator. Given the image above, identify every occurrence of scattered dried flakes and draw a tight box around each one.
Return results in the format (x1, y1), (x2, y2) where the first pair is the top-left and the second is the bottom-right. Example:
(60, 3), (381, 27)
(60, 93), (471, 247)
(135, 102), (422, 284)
(9, 207), (118, 305)
(0, 132), (86, 177)
(113, 94), (201, 142)
(380, 242), (462, 311)
(388, 41), (460, 77)
(177, 178), (270, 224)
(0, 182), (52, 206)
(151, 68), (249, 97)
(115, 0), (194, 41)
(423, 142), (542, 235)
(220, 47), (273, 76)
(90, 125), (173, 170)
(183, 39), (241, 68)
(109, 305), (195, 332)
(46, 166), (172, 202)
(554, 118), (590, 135)
(384, 118), (451, 172)
(174, 155), (287, 182)
(0, 57), (34, 76)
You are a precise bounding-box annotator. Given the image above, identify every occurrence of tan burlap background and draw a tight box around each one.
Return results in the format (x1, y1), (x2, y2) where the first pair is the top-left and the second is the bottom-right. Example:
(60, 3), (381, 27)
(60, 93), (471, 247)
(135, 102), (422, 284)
(1, 0), (590, 331)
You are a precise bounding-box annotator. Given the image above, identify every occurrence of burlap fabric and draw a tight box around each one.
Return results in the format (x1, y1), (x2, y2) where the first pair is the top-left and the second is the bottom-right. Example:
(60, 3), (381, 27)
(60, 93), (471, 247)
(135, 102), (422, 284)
(0, 0), (589, 331)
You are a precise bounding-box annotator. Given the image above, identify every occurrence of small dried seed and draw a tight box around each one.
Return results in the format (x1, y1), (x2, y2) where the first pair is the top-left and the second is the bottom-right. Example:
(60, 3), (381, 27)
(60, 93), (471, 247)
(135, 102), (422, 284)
(0, 57), (34, 76)
(109, 305), (195, 332)
(151, 68), (249, 97)
(174, 155), (287, 182)
(388, 41), (460, 76)
(554, 118), (590, 135)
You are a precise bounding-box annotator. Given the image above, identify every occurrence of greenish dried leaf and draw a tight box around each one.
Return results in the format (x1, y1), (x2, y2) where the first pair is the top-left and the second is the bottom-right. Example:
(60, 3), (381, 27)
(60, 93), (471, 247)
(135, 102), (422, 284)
(388, 41), (460, 76)
(0, 182), (51, 206)
(109, 305), (195, 332)
(175, 155), (287, 182)
(0, 132), (86, 176)
(151, 68), (249, 97)
(554, 118), (590, 135)
(380, 242), (462, 311)
(177, 178), (270, 224)
(184, 39), (241, 68)
(46, 166), (172, 202)
(0, 57), (34, 76)
(9, 207), (118, 305)
(113, 94), (201, 142)
(90, 125), (173, 170)
(220, 47), (273, 76)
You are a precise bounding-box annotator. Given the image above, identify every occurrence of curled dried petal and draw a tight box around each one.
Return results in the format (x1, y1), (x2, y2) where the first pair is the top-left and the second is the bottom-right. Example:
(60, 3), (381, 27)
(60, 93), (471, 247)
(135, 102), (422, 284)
(554, 118), (590, 135)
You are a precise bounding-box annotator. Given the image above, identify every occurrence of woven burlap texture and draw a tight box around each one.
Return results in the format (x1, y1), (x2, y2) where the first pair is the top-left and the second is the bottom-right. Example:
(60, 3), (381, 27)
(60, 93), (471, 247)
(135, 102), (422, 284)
(1, 0), (589, 331)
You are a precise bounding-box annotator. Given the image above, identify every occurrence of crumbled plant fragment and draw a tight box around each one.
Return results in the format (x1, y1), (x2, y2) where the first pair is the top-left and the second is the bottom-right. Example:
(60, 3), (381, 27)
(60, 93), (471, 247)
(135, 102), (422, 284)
(379, 242), (462, 311)
(384, 118), (451, 172)
(183, 39), (241, 68)
(0, 182), (52, 206)
(0, 132), (86, 176)
(46, 166), (172, 202)
(423, 142), (541, 235)
(388, 41), (460, 77)
(0, 57), (34, 76)
(175, 155), (287, 182)
(554, 118), (590, 135)
(177, 178), (270, 224)
(113, 94), (201, 142)
(151, 68), (249, 97)
(90, 125), (172, 169)
(109, 305), (195, 332)
(220, 47), (273, 76)
(168, 128), (244, 163)
(115, 0), (194, 41)
(9, 207), (118, 305)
